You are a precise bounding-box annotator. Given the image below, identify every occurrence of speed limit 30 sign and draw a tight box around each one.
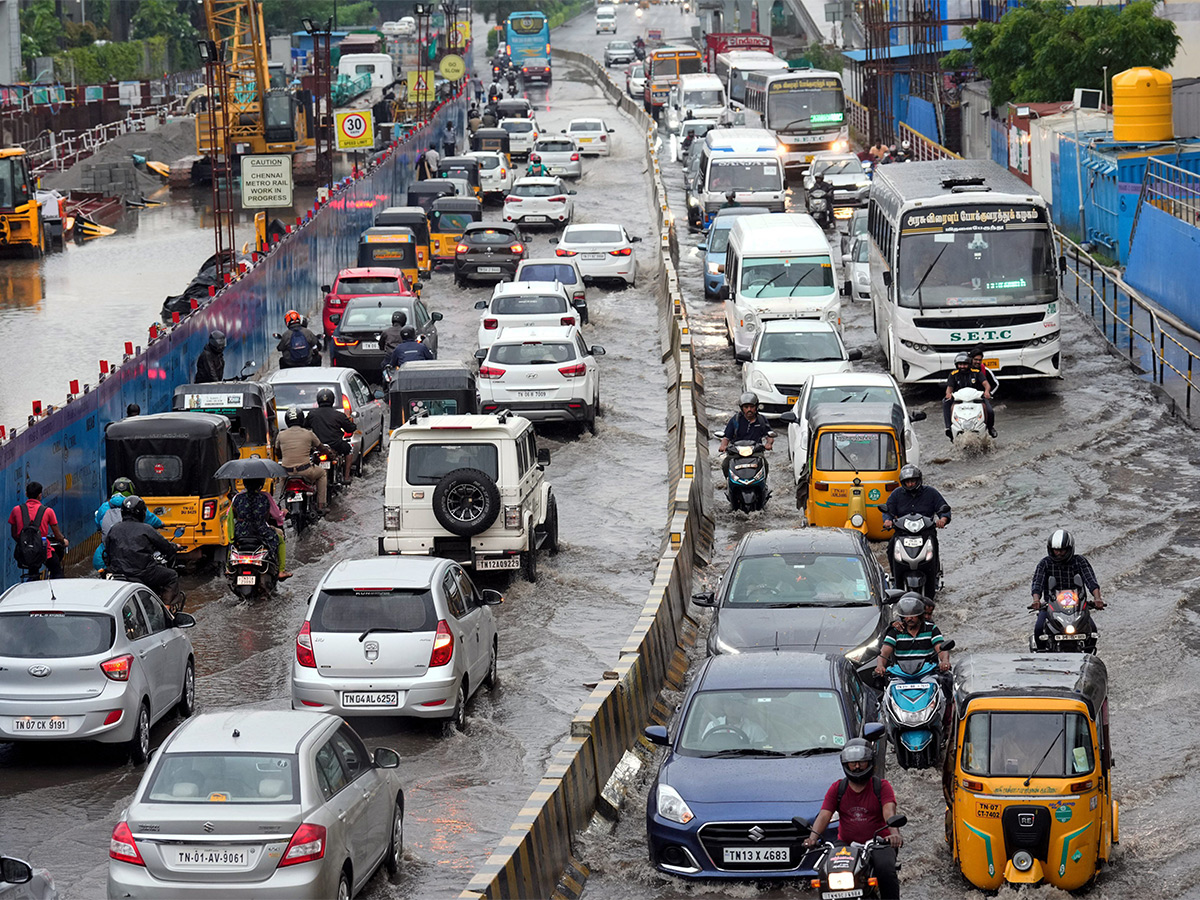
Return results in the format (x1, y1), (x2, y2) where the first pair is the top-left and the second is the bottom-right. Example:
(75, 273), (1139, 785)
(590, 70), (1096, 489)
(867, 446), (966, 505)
(335, 109), (375, 150)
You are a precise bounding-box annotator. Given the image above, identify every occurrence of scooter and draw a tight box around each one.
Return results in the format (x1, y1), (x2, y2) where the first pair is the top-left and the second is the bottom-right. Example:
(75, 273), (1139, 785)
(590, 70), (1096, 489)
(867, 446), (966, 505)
(225, 536), (277, 600)
(807, 183), (834, 230)
(887, 512), (941, 600)
(284, 453), (326, 535)
(794, 811), (908, 899)
(725, 439), (771, 512)
(1030, 575), (1100, 653)
(949, 386), (989, 442)
(872, 640), (955, 769)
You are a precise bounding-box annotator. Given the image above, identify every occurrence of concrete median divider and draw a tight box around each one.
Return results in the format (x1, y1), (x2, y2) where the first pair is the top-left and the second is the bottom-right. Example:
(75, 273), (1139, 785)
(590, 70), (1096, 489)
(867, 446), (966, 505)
(459, 48), (712, 900)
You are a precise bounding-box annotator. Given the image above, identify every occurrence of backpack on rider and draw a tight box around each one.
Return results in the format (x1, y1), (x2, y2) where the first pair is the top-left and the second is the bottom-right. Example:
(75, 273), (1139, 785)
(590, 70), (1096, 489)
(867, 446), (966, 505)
(288, 327), (312, 364)
(13, 504), (48, 571)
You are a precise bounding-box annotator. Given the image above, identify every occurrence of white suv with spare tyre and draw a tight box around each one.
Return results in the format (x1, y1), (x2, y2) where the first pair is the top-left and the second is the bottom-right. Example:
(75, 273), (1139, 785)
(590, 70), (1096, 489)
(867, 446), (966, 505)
(380, 412), (557, 582)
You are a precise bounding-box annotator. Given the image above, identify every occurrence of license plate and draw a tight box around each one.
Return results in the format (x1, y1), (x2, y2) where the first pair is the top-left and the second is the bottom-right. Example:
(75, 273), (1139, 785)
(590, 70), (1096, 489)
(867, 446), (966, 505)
(12, 717), (68, 732)
(787, 395), (798, 406)
(236, 575), (256, 585)
(582, 252), (605, 260)
(518, 390), (549, 398)
(288, 494), (304, 502)
(579, 137), (593, 143)
(342, 691), (400, 707)
(822, 891), (863, 899)
(903, 537), (924, 547)
(319, 461), (331, 469)
(549, 167), (566, 174)
(477, 555), (521, 570)
(805, 154), (815, 163)
(984, 358), (1000, 369)
(479, 266), (502, 274)
(723, 846), (789, 863)
(171, 847), (249, 867)
(361, 341), (379, 351)
(525, 215), (548, 222)
(1055, 634), (1087, 641)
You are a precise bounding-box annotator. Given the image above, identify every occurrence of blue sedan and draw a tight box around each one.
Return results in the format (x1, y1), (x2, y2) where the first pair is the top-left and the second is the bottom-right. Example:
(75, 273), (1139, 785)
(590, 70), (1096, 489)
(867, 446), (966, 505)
(644, 652), (882, 880)
(699, 207), (771, 300)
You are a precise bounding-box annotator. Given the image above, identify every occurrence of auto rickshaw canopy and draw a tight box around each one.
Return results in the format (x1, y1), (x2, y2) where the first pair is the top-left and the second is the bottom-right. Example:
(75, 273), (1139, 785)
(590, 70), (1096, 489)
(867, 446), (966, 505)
(953, 652), (1108, 718)
(105, 412), (239, 499)
(806, 402), (906, 468)
(171, 382), (278, 450)
(388, 359), (479, 426)
(357, 226), (419, 272)
(406, 180), (457, 213)
(470, 127), (511, 157)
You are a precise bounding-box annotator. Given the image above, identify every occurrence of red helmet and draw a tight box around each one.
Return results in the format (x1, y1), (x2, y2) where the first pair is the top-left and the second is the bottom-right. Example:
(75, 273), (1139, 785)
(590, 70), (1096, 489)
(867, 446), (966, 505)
(284, 310), (302, 327)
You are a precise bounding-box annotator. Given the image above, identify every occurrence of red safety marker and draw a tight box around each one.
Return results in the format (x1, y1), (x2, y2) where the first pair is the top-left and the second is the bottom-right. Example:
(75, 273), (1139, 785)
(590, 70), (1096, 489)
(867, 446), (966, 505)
(172, 311), (181, 323)
(190, 298), (199, 310)
(70, 380), (79, 394)
(32, 401), (42, 416)
(100, 360), (110, 374)
(149, 324), (159, 340)
(125, 341), (134, 355)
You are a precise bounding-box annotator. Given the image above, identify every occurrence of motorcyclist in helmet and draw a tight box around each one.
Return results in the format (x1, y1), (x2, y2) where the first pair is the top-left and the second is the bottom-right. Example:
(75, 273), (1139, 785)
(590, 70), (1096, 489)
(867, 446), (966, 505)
(943, 351), (995, 440)
(194, 330), (226, 384)
(104, 496), (184, 610)
(93, 477), (164, 571)
(274, 406), (331, 513)
(881, 465), (951, 596)
(1030, 529), (1104, 643)
(229, 477), (290, 579)
(875, 592), (952, 698)
(277, 309), (320, 368)
(380, 310), (409, 355)
(385, 325), (434, 371)
(305, 388), (358, 485)
(802, 738), (902, 898)
(526, 153), (549, 177)
(717, 391), (774, 478)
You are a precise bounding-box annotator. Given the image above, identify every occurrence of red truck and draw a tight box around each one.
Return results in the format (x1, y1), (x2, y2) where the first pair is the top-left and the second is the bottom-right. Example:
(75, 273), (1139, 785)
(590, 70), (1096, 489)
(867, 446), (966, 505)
(703, 32), (773, 73)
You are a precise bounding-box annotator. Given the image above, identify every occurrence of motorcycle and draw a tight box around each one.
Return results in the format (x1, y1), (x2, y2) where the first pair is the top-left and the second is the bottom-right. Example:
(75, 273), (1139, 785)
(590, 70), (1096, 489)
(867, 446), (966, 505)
(634, 43), (646, 61)
(225, 535), (277, 600)
(949, 386), (989, 443)
(102, 526), (188, 612)
(1030, 575), (1100, 653)
(284, 452), (326, 535)
(794, 812), (908, 899)
(725, 439), (771, 512)
(887, 512), (941, 600)
(873, 640), (956, 769)
(272, 330), (322, 369)
(807, 182), (833, 230)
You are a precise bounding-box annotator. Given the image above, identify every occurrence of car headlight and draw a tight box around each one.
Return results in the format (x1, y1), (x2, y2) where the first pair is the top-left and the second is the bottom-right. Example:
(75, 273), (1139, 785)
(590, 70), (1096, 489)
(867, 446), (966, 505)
(899, 339), (933, 353)
(742, 311), (758, 330)
(752, 370), (771, 391)
(856, 180), (870, 189)
(856, 272), (869, 286)
(687, 196), (698, 207)
(707, 261), (721, 275)
(657, 784), (694, 824)
(828, 871), (856, 891)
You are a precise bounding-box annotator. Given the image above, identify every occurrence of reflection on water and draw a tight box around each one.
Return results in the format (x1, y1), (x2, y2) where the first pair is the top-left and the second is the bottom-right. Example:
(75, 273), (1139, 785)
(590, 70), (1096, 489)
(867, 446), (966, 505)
(0, 262), (44, 310)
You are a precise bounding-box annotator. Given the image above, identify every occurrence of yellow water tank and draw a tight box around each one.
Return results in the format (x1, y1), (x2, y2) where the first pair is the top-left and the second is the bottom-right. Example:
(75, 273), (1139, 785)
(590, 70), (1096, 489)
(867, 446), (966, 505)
(1111, 67), (1173, 141)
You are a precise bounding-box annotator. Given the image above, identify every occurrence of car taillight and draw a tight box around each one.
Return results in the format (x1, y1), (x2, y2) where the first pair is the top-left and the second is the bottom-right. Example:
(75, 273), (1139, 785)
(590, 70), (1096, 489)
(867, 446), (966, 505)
(101, 654), (133, 681)
(556, 248), (577, 257)
(558, 362), (587, 378)
(332, 336), (359, 346)
(570, 153), (580, 161)
(574, 291), (586, 302)
(429, 620), (454, 667)
(296, 621), (316, 668)
(280, 823), (326, 867)
(550, 197), (567, 203)
(506, 195), (521, 202)
(201, 499), (217, 519)
(600, 133), (607, 142)
(500, 168), (507, 177)
(483, 318), (499, 330)
(343, 394), (353, 415)
(560, 316), (576, 326)
(456, 243), (469, 254)
(109, 821), (145, 866)
(510, 243), (524, 254)
(523, 67), (529, 73)
(478, 364), (506, 379)
(609, 247), (633, 256)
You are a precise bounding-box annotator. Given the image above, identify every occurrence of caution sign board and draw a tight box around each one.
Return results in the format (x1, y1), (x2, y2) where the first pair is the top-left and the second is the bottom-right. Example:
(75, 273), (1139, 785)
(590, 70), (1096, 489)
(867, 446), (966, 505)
(439, 54), (466, 81)
(407, 70), (434, 103)
(241, 153), (293, 208)
(449, 21), (472, 48)
(335, 109), (375, 150)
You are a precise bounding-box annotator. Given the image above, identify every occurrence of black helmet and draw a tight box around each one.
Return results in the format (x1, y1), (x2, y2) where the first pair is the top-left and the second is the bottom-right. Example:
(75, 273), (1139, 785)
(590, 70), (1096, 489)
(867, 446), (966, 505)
(209, 330), (226, 350)
(899, 464), (922, 493)
(896, 592), (926, 621)
(738, 391), (759, 408)
(125, 402), (140, 417)
(840, 738), (875, 784)
(284, 405), (305, 428)
(400, 325), (417, 341)
(121, 495), (147, 522)
(954, 351), (970, 368)
(391, 310), (407, 327)
(316, 388), (336, 408)
(111, 477), (135, 497)
(1047, 529), (1075, 561)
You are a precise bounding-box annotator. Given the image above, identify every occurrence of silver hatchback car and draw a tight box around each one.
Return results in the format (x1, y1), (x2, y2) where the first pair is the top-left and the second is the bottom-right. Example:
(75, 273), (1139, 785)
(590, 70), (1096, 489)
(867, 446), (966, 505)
(291, 557), (501, 729)
(0, 579), (196, 763)
(107, 710), (405, 899)
(532, 136), (582, 179)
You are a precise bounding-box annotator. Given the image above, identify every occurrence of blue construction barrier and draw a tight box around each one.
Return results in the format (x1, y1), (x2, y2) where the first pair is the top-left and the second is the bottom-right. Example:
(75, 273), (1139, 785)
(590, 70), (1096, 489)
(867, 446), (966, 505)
(0, 95), (467, 590)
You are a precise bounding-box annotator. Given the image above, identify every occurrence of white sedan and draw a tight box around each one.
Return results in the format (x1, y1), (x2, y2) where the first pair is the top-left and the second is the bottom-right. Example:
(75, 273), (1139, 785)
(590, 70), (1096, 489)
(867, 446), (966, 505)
(552, 223), (640, 286)
(564, 118), (615, 156)
(739, 319), (862, 414)
(843, 233), (870, 301)
(781, 371), (927, 487)
(503, 177), (576, 228)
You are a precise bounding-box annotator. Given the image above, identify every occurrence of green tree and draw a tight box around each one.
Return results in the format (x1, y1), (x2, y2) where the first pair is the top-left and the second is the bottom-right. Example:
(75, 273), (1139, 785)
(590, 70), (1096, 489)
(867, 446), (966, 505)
(20, 0), (64, 64)
(132, 0), (200, 72)
(942, 0), (1180, 108)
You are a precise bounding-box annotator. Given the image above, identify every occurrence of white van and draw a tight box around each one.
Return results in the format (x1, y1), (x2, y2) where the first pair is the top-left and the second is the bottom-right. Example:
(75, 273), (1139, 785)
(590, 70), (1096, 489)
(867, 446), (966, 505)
(665, 73), (726, 133)
(337, 52), (395, 90)
(595, 6), (617, 33)
(697, 128), (785, 227)
(722, 213), (840, 359)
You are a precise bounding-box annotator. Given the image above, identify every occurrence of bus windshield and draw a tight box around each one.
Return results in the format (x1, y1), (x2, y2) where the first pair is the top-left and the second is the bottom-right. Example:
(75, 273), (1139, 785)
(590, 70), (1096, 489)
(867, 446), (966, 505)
(768, 88), (845, 133)
(897, 219), (1057, 310)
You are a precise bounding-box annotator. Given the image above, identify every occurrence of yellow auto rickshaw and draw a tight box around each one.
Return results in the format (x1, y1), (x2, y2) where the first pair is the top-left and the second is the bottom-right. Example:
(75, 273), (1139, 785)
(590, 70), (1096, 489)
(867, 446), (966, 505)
(429, 196), (484, 264)
(944, 653), (1117, 892)
(406, 180), (457, 215)
(437, 156), (483, 201)
(104, 412), (239, 561)
(373, 206), (433, 274)
(791, 402), (905, 539)
(357, 226), (421, 290)
(470, 127), (512, 167)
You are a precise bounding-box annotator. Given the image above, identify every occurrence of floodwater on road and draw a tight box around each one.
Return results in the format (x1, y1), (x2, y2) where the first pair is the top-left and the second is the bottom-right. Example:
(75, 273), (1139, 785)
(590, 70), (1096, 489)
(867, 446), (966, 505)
(0, 66), (671, 899)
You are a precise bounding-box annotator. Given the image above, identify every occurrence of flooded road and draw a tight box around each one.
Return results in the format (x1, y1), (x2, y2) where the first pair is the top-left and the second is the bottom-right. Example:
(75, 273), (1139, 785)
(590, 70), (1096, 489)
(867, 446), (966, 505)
(0, 62), (670, 899)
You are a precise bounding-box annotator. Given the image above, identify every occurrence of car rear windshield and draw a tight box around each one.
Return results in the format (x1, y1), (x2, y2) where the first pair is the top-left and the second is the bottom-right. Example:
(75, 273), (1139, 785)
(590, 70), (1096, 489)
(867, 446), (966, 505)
(537, 141), (573, 153)
(571, 121), (602, 132)
(520, 264), (578, 285)
(0, 611), (114, 658)
(490, 341), (577, 365)
(436, 212), (475, 230)
(493, 295), (567, 315)
(815, 431), (898, 472)
(337, 276), (401, 294)
(474, 155), (500, 170)
(564, 227), (621, 243)
(310, 588), (438, 634)
(501, 120), (533, 133)
(270, 383), (337, 408)
(726, 552), (871, 606)
(406, 443), (499, 484)
(756, 329), (843, 363)
(513, 183), (561, 197)
(145, 753), (300, 803)
(468, 229), (517, 245)
(677, 689), (848, 756)
(342, 305), (411, 329)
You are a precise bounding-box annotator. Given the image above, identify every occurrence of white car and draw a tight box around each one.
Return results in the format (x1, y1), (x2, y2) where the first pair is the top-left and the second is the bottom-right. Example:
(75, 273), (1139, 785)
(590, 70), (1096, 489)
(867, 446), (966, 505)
(467, 150), (514, 197)
(500, 117), (540, 159)
(503, 176), (576, 228)
(843, 233), (870, 301)
(553, 223), (640, 286)
(739, 319), (861, 414)
(516, 257), (588, 319)
(804, 151), (872, 209)
(626, 62), (646, 100)
(781, 372), (927, 487)
(475, 325), (606, 433)
(564, 118), (615, 156)
(475, 281), (581, 349)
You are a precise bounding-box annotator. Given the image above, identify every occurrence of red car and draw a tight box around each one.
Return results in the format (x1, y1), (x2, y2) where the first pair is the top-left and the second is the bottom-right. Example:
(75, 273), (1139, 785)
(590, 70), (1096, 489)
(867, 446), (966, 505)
(320, 267), (415, 337)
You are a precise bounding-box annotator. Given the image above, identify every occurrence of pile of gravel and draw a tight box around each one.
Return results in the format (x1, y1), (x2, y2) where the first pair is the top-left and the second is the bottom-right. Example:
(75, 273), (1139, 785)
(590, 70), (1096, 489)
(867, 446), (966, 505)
(42, 117), (198, 193)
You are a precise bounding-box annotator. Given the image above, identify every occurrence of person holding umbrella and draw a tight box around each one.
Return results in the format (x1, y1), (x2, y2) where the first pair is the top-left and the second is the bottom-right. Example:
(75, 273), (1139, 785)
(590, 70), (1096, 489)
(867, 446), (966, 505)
(213, 458), (292, 581)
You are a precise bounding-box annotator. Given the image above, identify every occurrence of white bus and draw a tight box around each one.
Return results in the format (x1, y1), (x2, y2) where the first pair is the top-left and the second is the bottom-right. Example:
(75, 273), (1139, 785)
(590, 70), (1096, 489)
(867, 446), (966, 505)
(867, 160), (1062, 385)
(743, 68), (848, 170)
(714, 49), (787, 107)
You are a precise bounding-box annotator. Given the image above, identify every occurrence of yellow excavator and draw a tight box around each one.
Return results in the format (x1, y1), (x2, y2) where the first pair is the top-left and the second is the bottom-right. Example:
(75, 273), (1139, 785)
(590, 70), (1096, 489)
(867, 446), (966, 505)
(0, 148), (46, 257)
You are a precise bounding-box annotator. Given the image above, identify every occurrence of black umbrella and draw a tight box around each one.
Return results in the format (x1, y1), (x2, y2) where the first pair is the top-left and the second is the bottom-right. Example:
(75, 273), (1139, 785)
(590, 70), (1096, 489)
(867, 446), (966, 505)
(214, 458), (287, 480)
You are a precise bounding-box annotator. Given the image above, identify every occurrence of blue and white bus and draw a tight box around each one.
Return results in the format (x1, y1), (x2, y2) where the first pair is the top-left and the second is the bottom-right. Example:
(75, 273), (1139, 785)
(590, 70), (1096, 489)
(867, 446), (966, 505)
(505, 11), (551, 64)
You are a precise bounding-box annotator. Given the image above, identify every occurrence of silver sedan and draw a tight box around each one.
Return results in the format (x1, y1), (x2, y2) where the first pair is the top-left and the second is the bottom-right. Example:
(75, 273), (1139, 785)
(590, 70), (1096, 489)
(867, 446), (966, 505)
(107, 710), (405, 899)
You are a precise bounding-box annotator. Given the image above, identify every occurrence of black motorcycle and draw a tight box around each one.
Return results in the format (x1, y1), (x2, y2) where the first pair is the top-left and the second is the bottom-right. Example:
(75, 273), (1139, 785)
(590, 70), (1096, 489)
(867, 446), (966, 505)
(225, 535), (277, 600)
(807, 181), (834, 230)
(283, 451), (327, 535)
(887, 512), (941, 600)
(102, 526), (188, 612)
(795, 814), (907, 899)
(273, 330), (322, 369)
(725, 439), (771, 512)
(1030, 574), (1100, 653)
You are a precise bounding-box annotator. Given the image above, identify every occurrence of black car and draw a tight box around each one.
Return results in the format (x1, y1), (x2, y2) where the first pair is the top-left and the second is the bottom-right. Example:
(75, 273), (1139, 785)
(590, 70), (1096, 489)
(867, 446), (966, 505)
(521, 56), (552, 84)
(328, 295), (442, 382)
(694, 528), (894, 659)
(454, 222), (527, 286)
(495, 98), (534, 120)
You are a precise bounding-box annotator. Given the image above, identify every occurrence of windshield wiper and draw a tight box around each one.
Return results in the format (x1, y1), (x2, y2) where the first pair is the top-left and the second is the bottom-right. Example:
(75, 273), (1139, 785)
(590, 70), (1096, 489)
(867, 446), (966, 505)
(779, 116), (812, 130)
(358, 627), (411, 642)
(833, 442), (860, 474)
(1024, 724), (1066, 786)
(787, 747), (842, 757)
(909, 243), (950, 313)
(706, 748), (788, 758)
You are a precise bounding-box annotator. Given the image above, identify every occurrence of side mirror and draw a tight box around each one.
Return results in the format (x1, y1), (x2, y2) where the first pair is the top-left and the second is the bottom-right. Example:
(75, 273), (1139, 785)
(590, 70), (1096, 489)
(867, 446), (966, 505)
(474, 300), (488, 309)
(718, 286), (729, 301)
(848, 348), (863, 361)
(536, 448), (551, 465)
(841, 253), (851, 263)
(863, 722), (887, 742)
(560, 128), (566, 133)
(643, 724), (669, 746)
(272, 332), (282, 338)
(320, 285), (331, 294)
(480, 588), (504, 605)
(840, 281), (849, 297)
(778, 411), (799, 424)
(696, 243), (707, 252)
(941, 639), (957, 653)
(630, 235), (642, 243)
(0, 858), (33, 886)
(549, 237), (558, 244)
(373, 747), (401, 768)
(474, 348), (488, 361)
(734, 349), (750, 362)
(1058, 254), (1067, 275)
(431, 311), (444, 321)
(607, 128), (615, 134)
(373, 389), (384, 400)
(882, 270), (892, 288)
(887, 814), (909, 829)
(568, 190), (577, 195)
(329, 313), (342, 325)
(884, 588), (905, 602)
(414, 283), (423, 294)
(172, 612), (197, 629)
(909, 410), (927, 422)
(691, 590), (716, 606)
(590, 345), (606, 356)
